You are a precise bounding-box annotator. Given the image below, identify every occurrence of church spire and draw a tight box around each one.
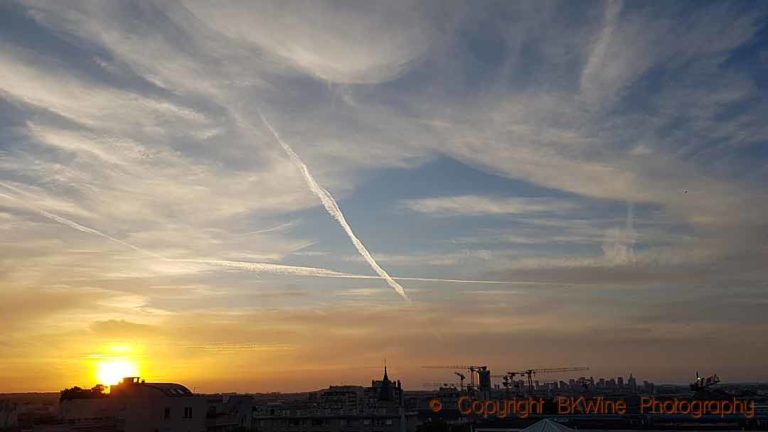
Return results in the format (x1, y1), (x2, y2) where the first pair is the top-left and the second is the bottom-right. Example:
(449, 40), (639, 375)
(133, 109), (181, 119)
(378, 359), (393, 401)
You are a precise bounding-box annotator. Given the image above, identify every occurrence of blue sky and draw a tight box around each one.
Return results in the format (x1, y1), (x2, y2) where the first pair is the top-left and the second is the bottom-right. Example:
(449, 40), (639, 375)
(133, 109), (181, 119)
(0, 0), (767, 391)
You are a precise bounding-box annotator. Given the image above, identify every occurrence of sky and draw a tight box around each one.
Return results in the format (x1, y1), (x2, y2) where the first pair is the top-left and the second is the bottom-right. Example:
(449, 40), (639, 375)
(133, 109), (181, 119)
(1, 0), (767, 393)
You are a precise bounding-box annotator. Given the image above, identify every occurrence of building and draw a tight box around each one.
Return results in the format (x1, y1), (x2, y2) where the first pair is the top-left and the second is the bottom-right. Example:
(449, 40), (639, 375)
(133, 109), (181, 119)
(112, 378), (207, 432)
(59, 384), (114, 429)
(627, 374), (637, 392)
(0, 399), (18, 430)
(205, 394), (253, 432)
(252, 366), (416, 432)
(60, 377), (208, 432)
(370, 365), (404, 406)
(319, 386), (366, 414)
(642, 380), (655, 394)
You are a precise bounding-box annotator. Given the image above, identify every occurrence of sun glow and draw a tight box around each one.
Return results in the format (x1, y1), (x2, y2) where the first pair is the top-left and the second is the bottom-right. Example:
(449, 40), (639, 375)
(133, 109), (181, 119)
(96, 359), (139, 386)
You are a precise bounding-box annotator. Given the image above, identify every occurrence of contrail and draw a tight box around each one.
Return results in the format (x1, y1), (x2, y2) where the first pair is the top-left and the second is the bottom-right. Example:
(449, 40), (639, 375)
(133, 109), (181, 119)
(246, 221), (295, 235)
(0, 184), (348, 277)
(37, 207), (166, 259)
(390, 276), (562, 285)
(193, 261), (565, 285)
(257, 110), (410, 302)
(0, 184), (164, 259)
(180, 259), (358, 278)
(1, 184), (546, 287)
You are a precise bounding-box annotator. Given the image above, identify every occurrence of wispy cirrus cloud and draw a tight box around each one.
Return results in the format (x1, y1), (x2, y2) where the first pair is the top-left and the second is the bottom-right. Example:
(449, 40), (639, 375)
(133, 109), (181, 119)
(1, 0), (767, 390)
(180, 0), (441, 84)
(402, 195), (577, 216)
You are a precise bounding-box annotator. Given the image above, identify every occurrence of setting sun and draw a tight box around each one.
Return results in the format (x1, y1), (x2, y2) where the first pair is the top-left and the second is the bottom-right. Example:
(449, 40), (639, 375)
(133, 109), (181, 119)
(96, 359), (139, 386)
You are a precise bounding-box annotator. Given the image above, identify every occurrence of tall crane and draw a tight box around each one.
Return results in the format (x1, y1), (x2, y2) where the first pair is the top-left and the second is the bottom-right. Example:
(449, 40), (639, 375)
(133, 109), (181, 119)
(514, 367), (590, 392)
(422, 365), (487, 389)
(454, 372), (466, 390)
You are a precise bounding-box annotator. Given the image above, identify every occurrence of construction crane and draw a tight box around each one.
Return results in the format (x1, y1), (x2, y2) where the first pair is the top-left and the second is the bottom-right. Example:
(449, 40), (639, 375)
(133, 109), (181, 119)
(501, 371), (525, 391)
(422, 365), (487, 389)
(488, 372), (526, 392)
(690, 371), (720, 391)
(422, 382), (455, 389)
(490, 374), (507, 388)
(454, 372), (466, 390)
(514, 367), (590, 392)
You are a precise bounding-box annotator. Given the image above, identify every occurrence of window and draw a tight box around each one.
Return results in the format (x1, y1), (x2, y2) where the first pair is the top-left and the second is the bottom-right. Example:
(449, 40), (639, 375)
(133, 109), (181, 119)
(183, 407), (192, 419)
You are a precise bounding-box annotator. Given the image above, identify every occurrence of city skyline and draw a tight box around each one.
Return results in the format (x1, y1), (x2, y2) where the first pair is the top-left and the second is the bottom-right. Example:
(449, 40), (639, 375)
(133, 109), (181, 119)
(1, 0), (767, 393)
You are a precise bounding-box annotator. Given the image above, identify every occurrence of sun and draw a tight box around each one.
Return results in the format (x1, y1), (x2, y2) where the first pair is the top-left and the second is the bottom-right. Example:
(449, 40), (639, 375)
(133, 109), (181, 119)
(96, 359), (139, 386)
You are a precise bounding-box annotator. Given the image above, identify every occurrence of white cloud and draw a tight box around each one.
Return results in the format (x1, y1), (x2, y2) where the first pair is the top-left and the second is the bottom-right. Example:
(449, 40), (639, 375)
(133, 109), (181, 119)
(180, 0), (437, 84)
(1, 0), (767, 387)
(403, 195), (577, 216)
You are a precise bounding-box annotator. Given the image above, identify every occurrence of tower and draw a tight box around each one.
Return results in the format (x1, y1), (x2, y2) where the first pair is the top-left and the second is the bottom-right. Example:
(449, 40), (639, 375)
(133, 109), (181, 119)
(378, 363), (393, 401)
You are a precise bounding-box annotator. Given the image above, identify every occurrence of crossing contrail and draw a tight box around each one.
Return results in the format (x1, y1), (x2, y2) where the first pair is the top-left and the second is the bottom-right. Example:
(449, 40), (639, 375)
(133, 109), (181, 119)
(257, 110), (410, 302)
(179, 259), (358, 278)
(0, 184), (164, 259)
(1, 183), (551, 287)
(0, 183), (344, 277)
(35, 207), (167, 258)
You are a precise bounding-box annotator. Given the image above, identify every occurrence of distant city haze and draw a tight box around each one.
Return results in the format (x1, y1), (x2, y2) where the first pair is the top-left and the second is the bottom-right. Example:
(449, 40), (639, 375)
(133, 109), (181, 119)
(1, 0), (767, 393)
